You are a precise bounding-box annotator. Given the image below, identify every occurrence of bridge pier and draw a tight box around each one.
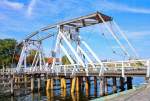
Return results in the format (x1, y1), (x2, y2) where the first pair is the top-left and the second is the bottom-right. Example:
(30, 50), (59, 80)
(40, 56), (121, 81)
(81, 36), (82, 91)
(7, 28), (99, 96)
(10, 77), (14, 95)
(127, 77), (132, 90)
(71, 77), (76, 93)
(94, 77), (97, 90)
(120, 77), (125, 91)
(100, 77), (104, 96)
(37, 78), (41, 91)
(31, 77), (34, 92)
(24, 75), (27, 88)
(17, 77), (20, 88)
(94, 77), (97, 97)
(46, 79), (51, 91)
(112, 77), (117, 93)
(76, 77), (80, 92)
(85, 77), (90, 96)
(50, 78), (54, 90)
(104, 77), (108, 95)
(61, 77), (66, 89)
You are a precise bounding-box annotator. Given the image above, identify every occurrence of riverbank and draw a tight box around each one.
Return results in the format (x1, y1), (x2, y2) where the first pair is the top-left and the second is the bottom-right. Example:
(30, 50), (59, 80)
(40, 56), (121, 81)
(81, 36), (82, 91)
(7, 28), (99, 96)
(92, 83), (149, 101)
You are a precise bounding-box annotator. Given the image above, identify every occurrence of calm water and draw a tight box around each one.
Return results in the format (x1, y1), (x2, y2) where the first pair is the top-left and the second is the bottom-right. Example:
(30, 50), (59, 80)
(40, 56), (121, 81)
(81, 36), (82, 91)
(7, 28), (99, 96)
(0, 77), (145, 101)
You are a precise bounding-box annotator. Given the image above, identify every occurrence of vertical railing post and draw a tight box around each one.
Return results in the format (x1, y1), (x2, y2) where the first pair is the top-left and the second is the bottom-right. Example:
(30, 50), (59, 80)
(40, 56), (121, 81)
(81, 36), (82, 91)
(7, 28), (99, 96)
(146, 60), (150, 77)
(122, 61), (125, 77)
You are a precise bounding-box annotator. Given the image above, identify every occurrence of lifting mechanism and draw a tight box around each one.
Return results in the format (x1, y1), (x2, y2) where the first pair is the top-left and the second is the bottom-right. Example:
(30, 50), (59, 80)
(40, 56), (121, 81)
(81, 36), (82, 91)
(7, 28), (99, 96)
(16, 11), (140, 77)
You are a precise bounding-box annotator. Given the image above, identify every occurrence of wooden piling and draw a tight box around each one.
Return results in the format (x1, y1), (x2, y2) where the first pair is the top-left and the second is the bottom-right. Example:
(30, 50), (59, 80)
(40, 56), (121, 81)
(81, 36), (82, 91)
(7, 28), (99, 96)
(71, 77), (76, 93)
(100, 77), (104, 96)
(46, 79), (50, 90)
(94, 77), (97, 97)
(50, 78), (54, 89)
(76, 77), (79, 92)
(113, 77), (117, 93)
(94, 77), (97, 89)
(61, 78), (63, 88)
(120, 77), (125, 91)
(31, 78), (34, 92)
(38, 78), (41, 91)
(61, 78), (66, 89)
(18, 77), (20, 88)
(104, 77), (108, 95)
(127, 77), (132, 90)
(85, 77), (89, 90)
(10, 77), (14, 95)
(85, 77), (89, 96)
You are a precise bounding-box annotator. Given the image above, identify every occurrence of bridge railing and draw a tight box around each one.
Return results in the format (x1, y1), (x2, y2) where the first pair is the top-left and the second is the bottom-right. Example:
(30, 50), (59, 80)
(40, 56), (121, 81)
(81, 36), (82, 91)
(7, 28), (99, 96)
(0, 59), (149, 77)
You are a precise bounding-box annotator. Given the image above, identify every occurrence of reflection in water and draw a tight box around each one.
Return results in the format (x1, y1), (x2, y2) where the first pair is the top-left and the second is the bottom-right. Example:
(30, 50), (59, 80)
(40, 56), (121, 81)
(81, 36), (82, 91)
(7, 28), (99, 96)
(71, 92), (75, 101)
(0, 77), (145, 101)
(32, 93), (34, 101)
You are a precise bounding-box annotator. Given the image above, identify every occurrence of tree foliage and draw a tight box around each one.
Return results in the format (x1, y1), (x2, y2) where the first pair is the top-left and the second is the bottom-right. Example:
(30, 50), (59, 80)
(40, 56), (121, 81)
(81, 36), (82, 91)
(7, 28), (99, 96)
(62, 55), (71, 65)
(0, 39), (17, 68)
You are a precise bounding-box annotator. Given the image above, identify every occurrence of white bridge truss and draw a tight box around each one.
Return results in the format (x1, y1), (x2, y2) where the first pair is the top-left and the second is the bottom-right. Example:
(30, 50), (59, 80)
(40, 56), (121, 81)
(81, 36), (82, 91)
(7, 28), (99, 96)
(3, 12), (149, 77)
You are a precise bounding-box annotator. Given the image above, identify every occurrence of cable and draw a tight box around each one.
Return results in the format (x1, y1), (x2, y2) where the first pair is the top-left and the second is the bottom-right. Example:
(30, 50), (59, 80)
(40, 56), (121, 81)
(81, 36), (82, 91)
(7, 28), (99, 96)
(101, 32), (126, 58)
(112, 20), (139, 58)
(98, 14), (130, 58)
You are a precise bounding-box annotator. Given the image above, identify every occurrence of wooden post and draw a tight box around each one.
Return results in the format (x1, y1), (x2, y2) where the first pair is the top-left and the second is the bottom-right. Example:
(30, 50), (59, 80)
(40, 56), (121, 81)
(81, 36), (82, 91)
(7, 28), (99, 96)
(50, 78), (54, 89)
(94, 77), (97, 90)
(100, 77), (104, 96)
(120, 77), (125, 91)
(85, 77), (89, 90)
(46, 79), (50, 90)
(94, 77), (97, 97)
(38, 78), (41, 91)
(127, 77), (132, 90)
(10, 77), (14, 95)
(71, 77), (76, 93)
(76, 77), (79, 92)
(85, 77), (89, 96)
(18, 77), (20, 88)
(63, 78), (66, 89)
(61, 78), (66, 89)
(113, 77), (117, 93)
(24, 75), (27, 90)
(104, 77), (108, 95)
(31, 77), (34, 92)
(61, 78), (63, 88)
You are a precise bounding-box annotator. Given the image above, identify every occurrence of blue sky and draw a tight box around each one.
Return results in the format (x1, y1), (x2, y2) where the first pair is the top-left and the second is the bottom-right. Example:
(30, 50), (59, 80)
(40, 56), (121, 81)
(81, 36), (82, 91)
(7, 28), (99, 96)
(0, 0), (150, 60)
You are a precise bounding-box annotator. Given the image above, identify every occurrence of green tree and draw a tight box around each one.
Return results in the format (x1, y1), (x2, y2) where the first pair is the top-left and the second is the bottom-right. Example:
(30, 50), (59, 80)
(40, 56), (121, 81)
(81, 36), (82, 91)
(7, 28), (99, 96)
(62, 55), (71, 65)
(0, 39), (17, 68)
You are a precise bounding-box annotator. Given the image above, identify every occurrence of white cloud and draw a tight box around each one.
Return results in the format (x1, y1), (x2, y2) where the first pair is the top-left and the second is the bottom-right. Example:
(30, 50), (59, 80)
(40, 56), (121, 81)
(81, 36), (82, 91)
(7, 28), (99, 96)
(27, 0), (36, 17)
(0, 0), (24, 10)
(126, 30), (150, 39)
(97, 1), (150, 14)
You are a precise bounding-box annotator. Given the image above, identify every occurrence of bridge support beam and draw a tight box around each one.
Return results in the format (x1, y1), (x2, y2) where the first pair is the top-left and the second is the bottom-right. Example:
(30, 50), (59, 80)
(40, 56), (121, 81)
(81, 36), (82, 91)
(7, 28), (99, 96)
(38, 78), (41, 91)
(127, 77), (132, 90)
(120, 77), (125, 91)
(112, 77), (117, 93)
(24, 75), (27, 88)
(85, 77), (90, 96)
(31, 77), (34, 92)
(94, 77), (97, 91)
(71, 77), (76, 93)
(10, 77), (14, 95)
(61, 78), (66, 89)
(76, 77), (80, 92)
(18, 77), (20, 88)
(104, 77), (108, 95)
(100, 77), (104, 96)
(50, 78), (54, 90)
(46, 79), (50, 91)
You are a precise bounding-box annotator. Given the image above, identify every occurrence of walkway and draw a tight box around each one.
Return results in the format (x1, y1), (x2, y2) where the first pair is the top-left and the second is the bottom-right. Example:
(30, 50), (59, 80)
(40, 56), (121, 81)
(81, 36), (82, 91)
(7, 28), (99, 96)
(92, 83), (150, 101)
